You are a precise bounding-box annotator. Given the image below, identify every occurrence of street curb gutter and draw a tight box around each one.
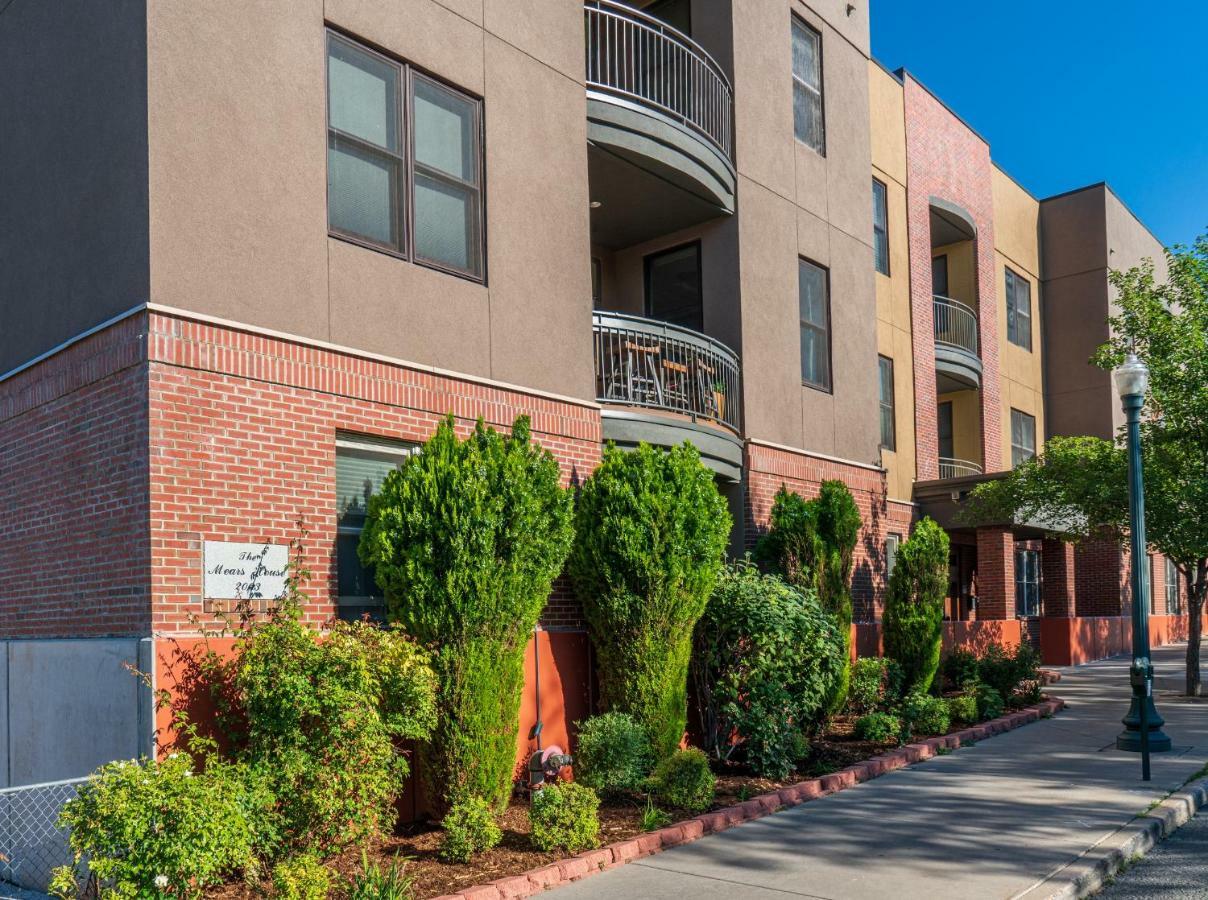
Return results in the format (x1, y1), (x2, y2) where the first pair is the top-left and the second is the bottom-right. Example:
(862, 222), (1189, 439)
(431, 697), (1067, 900)
(1016, 773), (1208, 900)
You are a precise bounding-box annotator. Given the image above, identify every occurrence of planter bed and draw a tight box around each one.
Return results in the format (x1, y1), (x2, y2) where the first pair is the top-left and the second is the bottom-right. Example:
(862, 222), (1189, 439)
(207, 697), (1064, 900)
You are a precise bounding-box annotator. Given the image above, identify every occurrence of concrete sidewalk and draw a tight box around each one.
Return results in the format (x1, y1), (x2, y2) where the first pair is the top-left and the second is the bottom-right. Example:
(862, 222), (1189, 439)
(552, 644), (1207, 900)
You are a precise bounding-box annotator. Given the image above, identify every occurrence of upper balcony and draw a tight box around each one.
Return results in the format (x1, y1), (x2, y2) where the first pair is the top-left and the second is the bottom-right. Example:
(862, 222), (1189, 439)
(584, 1), (736, 248)
(593, 310), (743, 480)
(933, 294), (982, 390)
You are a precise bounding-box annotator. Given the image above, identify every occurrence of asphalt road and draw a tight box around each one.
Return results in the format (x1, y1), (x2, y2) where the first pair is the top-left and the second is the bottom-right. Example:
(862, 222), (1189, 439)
(1095, 808), (1208, 899)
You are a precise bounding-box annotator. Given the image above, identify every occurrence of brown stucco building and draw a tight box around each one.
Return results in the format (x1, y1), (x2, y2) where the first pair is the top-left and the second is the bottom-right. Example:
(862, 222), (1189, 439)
(0, 0), (1200, 807)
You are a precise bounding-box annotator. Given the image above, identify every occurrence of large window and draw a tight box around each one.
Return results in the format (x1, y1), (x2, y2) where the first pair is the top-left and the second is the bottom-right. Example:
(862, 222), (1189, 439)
(872, 179), (889, 275)
(1166, 557), (1183, 615)
(791, 17), (824, 154)
(1015, 548), (1041, 617)
(1010, 408), (1036, 467)
(878, 355), (895, 450)
(327, 31), (484, 280)
(1005, 267), (1032, 350)
(645, 242), (703, 331)
(336, 433), (419, 620)
(799, 258), (831, 390)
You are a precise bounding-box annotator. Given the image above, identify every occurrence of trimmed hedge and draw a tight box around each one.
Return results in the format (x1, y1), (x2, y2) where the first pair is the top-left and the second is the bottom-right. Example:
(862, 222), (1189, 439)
(882, 518), (949, 695)
(649, 748), (716, 813)
(529, 783), (601, 854)
(574, 712), (654, 797)
(570, 443), (730, 759)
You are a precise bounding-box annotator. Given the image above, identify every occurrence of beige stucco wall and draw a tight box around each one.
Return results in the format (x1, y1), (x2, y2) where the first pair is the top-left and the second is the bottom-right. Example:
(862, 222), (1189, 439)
(992, 167), (1044, 468)
(869, 63), (915, 501)
(144, 0), (595, 400)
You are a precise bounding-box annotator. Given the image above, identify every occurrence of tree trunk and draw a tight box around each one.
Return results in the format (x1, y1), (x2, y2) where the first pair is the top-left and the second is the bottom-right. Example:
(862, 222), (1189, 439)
(1187, 560), (1205, 698)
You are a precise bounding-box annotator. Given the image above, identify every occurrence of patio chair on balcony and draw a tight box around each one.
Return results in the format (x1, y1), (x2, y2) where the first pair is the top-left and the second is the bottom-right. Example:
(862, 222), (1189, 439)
(604, 340), (664, 407)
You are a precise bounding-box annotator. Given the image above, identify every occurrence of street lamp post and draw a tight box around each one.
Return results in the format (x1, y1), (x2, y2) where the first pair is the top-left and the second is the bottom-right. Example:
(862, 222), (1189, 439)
(1113, 353), (1171, 775)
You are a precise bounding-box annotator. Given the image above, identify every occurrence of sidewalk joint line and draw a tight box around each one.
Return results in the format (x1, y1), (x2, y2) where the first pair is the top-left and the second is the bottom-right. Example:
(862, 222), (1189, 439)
(632, 861), (840, 900)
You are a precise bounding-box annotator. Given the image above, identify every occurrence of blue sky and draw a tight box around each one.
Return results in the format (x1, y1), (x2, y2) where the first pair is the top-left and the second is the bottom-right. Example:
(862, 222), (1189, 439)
(869, 1), (1208, 247)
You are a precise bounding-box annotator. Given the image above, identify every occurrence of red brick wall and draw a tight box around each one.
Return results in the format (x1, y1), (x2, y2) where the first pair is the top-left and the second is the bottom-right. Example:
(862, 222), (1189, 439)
(975, 527), (1015, 620)
(1074, 538), (1128, 617)
(143, 311), (602, 634)
(0, 315), (151, 638)
(902, 76), (1002, 478)
(744, 442), (914, 622)
(1041, 538), (1076, 618)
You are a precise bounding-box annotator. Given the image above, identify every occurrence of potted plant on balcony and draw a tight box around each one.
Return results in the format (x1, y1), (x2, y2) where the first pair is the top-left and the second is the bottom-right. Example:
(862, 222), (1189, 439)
(711, 380), (726, 421)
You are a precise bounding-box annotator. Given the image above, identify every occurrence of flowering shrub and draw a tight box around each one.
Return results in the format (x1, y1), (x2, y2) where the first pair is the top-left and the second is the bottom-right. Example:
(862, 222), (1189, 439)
(50, 754), (273, 900)
(529, 782), (600, 854)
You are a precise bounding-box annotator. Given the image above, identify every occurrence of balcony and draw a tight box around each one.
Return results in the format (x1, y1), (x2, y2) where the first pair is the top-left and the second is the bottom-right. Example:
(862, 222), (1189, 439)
(938, 457), (984, 480)
(584, 0), (736, 247)
(933, 295), (983, 391)
(593, 310), (743, 479)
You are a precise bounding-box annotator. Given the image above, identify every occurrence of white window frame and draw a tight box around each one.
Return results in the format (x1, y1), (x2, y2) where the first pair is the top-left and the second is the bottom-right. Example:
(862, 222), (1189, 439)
(1015, 548), (1041, 617)
(1165, 557), (1182, 615)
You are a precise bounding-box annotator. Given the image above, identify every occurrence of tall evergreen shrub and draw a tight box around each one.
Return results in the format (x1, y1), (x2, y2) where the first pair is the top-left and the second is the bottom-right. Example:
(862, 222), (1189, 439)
(359, 415), (574, 812)
(569, 443), (730, 758)
(882, 517), (949, 695)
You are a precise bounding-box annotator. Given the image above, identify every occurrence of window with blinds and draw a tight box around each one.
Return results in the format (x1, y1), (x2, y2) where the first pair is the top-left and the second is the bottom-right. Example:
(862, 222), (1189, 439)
(872, 178), (889, 275)
(335, 433), (420, 619)
(799, 258), (831, 391)
(791, 17), (824, 155)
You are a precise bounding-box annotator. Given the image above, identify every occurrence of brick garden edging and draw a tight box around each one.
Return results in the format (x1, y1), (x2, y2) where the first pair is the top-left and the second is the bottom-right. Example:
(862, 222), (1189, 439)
(431, 696), (1067, 900)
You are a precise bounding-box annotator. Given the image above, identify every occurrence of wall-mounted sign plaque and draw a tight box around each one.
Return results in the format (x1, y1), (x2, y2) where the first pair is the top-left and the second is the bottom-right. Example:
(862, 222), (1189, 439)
(203, 541), (288, 600)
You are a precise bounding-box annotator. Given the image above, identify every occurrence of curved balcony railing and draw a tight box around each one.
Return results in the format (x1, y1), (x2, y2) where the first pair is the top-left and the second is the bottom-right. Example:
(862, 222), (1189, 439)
(584, 0), (734, 160)
(938, 457), (983, 480)
(593, 310), (741, 432)
(933, 295), (979, 358)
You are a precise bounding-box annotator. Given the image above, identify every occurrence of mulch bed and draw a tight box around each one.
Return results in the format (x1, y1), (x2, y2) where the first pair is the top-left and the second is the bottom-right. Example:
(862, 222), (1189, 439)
(209, 710), (1004, 899)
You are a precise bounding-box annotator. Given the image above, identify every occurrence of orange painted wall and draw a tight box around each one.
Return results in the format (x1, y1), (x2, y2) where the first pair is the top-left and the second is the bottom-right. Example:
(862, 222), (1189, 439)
(1039, 614), (1207, 666)
(853, 619), (1022, 659)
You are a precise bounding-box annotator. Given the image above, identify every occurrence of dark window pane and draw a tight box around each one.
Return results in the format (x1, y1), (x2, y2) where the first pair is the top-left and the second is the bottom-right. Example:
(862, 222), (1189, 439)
(879, 356), (895, 450)
(328, 37), (398, 151)
(938, 401), (954, 460)
(337, 531), (381, 601)
(873, 179), (889, 275)
(328, 135), (399, 247)
(646, 244), (702, 331)
(932, 255), (949, 296)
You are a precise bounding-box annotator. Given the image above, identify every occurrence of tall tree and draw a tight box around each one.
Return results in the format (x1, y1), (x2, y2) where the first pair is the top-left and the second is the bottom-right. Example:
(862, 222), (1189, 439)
(967, 236), (1208, 696)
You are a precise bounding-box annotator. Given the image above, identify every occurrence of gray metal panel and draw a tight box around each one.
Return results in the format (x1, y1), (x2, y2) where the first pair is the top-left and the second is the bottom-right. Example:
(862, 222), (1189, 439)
(601, 409), (743, 482)
(934, 344), (983, 391)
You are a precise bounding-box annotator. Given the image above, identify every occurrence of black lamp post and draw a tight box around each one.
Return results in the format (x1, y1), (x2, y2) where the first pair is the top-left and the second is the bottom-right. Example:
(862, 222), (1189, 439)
(1113, 353), (1171, 775)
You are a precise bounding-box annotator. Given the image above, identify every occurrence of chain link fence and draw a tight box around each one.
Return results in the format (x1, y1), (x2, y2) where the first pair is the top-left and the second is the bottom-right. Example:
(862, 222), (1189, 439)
(0, 778), (85, 894)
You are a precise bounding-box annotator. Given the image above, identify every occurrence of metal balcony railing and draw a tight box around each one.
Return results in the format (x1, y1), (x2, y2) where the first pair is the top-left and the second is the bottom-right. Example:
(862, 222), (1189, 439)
(938, 457), (983, 479)
(933, 295), (979, 358)
(584, 0), (734, 160)
(593, 310), (741, 432)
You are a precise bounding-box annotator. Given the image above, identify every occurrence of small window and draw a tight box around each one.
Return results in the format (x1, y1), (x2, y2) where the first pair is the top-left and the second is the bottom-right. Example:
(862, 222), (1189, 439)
(336, 433), (420, 620)
(1011, 409), (1036, 467)
(878, 356), (895, 450)
(1015, 548), (1041, 617)
(791, 17), (824, 154)
(932, 254), (949, 297)
(1006, 267), (1032, 350)
(1166, 557), (1182, 615)
(645, 242), (702, 331)
(327, 31), (484, 280)
(799, 258), (831, 390)
(872, 179), (890, 275)
(886, 532), (902, 577)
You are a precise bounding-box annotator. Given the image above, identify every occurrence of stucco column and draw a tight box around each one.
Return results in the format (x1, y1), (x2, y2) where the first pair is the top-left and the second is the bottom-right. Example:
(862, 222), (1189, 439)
(976, 527), (1015, 621)
(1041, 539), (1076, 618)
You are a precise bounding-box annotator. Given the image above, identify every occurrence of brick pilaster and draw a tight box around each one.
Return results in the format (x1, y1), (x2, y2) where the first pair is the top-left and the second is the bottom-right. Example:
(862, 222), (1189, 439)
(975, 527), (1016, 621)
(1074, 538), (1127, 617)
(1041, 539), (1076, 618)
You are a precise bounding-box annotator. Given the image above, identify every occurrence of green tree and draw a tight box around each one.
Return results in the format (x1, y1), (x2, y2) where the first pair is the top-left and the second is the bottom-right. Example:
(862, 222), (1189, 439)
(569, 443), (730, 758)
(967, 236), (1208, 696)
(754, 480), (861, 712)
(881, 518), (949, 695)
(359, 415), (575, 810)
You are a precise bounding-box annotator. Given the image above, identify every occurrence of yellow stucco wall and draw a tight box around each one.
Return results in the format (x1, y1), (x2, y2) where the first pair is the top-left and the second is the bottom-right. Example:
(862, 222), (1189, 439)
(991, 167), (1044, 469)
(870, 62), (915, 502)
(937, 389), (983, 469)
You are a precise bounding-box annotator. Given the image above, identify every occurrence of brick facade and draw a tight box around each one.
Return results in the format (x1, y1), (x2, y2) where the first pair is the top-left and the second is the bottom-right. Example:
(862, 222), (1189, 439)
(1074, 538), (1128, 617)
(1041, 538), (1076, 618)
(975, 527), (1015, 620)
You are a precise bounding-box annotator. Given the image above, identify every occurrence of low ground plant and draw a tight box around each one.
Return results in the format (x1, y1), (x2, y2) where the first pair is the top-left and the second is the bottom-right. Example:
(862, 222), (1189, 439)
(439, 796), (502, 863)
(853, 712), (900, 744)
(942, 648), (980, 691)
(901, 691), (950, 737)
(574, 712), (654, 797)
(529, 782), (601, 853)
(649, 748), (716, 813)
(272, 854), (332, 900)
(848, 657), (904, 714)
(974, 681), (1005, 721)
(347, 851), (415, 900)
(978, 643), (1040, 703)
(946, 693), (979, 724)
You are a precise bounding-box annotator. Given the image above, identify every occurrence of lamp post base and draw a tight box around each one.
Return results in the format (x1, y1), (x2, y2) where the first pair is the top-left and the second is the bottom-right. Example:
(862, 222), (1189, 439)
(1116, 695), (1172, 753)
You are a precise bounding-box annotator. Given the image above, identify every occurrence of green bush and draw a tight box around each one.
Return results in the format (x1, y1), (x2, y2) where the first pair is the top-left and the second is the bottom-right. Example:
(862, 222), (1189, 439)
(649, 748), (716, 813)
(574, 712), (655, 797)
(882, 518), (949, 695)
(529, 782), (601, 854)
(51, 754), (272, 900)
(848, 657), (904, 714)
(901, 691), (950, 737)
(942, 648), (981, 691)
(570, 443), (730, 759)
(974, 681), (1005, 721)
(754, 482), (861, 714)
(347, 851), (414, 900)
(692, 562), (844, 778)
(978, 642), (1040, 703)
(360, 415), (574, 812)
(235, 603), (437, 853)
(440, 796), (503, 863)
(853, 712), (901, 743)
(272, 853), (332, 900)
(946, 693), (979, 724)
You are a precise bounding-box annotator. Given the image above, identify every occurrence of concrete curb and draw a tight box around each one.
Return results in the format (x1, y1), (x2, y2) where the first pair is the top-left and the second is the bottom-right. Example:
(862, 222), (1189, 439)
(430, 697), (1067, 900)
(1015, 772), (1208, 900)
